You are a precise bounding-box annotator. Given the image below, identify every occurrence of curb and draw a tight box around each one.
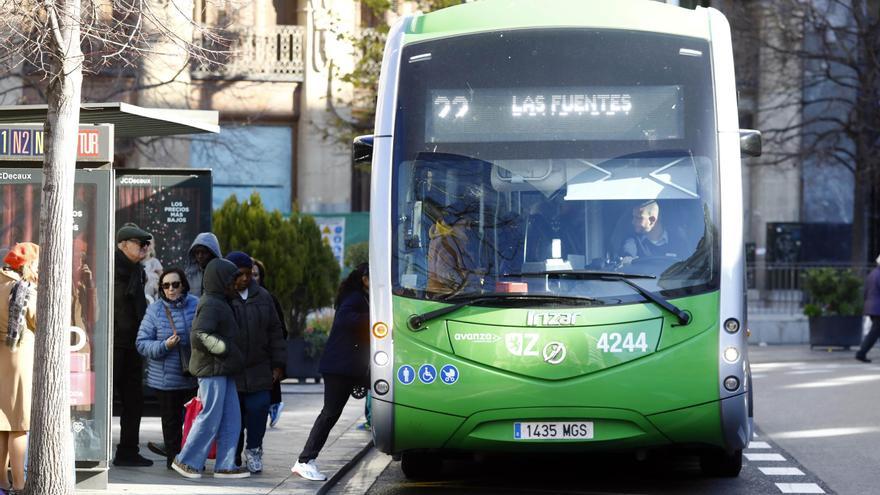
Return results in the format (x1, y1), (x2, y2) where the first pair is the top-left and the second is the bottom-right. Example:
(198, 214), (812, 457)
(316, 439), (374, 495)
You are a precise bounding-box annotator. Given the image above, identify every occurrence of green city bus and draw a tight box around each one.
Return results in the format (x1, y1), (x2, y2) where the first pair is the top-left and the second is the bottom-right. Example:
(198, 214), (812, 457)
(357, 0), (760, 478)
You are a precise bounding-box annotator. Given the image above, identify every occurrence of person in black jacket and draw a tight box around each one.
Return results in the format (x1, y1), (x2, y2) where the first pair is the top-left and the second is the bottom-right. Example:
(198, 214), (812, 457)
(112, 223), (153, 467)
(225, 251), (286, 473)
(171, 258), (250, 480)
(291, 263), (370, 482)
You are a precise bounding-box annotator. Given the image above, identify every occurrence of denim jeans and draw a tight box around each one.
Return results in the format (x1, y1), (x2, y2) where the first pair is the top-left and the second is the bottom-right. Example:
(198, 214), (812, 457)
(236, 390), (271, 460)
(176, 376), (241, 472)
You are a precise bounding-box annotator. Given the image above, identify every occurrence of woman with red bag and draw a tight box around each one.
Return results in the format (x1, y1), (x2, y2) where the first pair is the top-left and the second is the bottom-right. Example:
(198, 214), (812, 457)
(136, 267), (198, 469)
(171, 258), (249, 479)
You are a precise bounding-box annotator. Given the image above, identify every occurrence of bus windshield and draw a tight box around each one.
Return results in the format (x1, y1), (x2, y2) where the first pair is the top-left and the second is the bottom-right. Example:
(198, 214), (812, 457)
(391, 29), (718, 303)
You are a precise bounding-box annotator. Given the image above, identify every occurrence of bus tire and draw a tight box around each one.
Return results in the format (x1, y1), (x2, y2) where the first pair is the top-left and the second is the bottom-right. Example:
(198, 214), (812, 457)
(401, 451), (437, 479)
(700, 448), (742, 477)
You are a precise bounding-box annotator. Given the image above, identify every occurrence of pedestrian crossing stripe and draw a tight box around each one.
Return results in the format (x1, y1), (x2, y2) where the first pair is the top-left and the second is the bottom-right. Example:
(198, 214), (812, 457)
(775, 482), (824, 494)
(759, 467), (804, 476)
(744, 453), (786, 461)
(746, 441), (771, 449)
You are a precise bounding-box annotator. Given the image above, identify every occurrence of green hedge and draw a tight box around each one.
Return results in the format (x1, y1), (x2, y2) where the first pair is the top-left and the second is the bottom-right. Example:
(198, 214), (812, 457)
(213, 193), (340, 335)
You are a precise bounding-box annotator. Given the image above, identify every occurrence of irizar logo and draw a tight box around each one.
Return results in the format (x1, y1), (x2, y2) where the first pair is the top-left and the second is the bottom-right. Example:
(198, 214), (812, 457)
(526, 311), (579, 326)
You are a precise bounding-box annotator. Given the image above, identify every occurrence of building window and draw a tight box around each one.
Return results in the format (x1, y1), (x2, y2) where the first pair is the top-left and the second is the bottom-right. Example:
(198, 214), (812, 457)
(191, 125), (294, 214)
(274, 0), (300, 25)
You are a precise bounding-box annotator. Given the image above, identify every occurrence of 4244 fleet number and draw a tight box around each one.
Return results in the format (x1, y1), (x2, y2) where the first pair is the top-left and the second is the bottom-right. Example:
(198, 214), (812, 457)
(596, 332), (649, 353)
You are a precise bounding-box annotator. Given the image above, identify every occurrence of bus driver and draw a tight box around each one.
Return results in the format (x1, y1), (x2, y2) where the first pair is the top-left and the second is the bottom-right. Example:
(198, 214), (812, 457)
(621, 200), (687, 263)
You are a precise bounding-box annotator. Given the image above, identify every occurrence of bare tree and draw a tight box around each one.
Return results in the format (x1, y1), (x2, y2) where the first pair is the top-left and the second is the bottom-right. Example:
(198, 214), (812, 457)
(731, 0), (880, 265)
(0, 1), (230, 492)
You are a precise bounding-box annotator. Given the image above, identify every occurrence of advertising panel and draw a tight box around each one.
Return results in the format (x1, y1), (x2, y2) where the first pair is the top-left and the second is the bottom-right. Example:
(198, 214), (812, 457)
(115, 170), (212, 296)
(0, 167), (113, 462)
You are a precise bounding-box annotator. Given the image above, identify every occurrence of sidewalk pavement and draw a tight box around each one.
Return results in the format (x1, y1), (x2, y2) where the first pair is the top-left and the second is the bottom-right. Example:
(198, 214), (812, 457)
(748, 342), (864, 364)
(78, 381), (371, 495)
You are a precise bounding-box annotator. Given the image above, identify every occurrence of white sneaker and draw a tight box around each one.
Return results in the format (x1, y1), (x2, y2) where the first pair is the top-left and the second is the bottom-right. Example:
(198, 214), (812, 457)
(244, 447), (263, 473)
(291, 460), (327, 481)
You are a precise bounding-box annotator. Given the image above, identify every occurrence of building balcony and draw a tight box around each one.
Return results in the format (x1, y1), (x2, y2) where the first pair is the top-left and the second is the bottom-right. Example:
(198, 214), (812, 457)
(191, 25), (305, 83)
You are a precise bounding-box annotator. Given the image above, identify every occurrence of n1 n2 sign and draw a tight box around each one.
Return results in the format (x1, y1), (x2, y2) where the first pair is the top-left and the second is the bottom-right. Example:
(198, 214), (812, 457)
(0, 124), (113, 162)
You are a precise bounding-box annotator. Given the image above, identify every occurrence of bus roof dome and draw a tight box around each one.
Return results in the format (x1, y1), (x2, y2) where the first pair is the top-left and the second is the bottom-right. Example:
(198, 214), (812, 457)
(406, 0), (714, 43)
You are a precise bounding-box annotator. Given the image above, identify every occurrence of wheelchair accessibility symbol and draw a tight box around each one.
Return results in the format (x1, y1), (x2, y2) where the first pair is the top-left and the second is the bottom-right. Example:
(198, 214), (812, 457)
(418, 364), (437, 384)
(397, 365), (415, 385)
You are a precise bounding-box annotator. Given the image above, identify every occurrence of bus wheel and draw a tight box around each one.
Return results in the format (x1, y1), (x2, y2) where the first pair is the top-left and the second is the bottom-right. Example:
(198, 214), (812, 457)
(401, 451), (438, 479)
(700, 448), (742, 477)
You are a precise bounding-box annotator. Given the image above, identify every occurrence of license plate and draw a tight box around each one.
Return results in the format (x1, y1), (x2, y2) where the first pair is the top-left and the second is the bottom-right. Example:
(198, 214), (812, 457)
(513, 421), (594, 440)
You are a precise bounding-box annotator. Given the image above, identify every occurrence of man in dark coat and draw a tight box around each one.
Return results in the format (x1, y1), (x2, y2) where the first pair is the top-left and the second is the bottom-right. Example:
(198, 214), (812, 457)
(113, 223), (153, 466)
(856, 255), (880, 362)
(225, 251), (286, 473)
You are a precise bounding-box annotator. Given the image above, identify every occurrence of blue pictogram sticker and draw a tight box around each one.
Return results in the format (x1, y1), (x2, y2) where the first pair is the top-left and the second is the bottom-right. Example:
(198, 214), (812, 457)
(418, 364), (437, 384)
(397, 365), (415, 385)
(439, 364), (459, 385)
(335, 226), (344, 234)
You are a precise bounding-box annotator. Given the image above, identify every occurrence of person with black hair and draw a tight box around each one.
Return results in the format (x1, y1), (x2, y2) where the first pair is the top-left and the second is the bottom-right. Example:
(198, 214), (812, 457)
(135, 267), (198, 469)
(291, 263), (370, 482)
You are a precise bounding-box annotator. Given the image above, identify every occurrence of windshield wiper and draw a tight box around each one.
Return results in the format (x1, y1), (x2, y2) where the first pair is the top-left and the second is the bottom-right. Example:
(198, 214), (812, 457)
(408, 293), (600, 331)
(503, 270), (691, 325)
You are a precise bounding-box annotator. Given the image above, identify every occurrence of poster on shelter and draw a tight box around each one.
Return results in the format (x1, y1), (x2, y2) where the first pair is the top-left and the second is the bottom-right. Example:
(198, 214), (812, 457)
(115, 170), (212, 287)
(0, 168), (112, 462)
(317, 217), (346, 269)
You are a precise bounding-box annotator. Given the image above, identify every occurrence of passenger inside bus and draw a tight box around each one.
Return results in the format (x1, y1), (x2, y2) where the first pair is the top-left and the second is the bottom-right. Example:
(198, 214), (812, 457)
(426, 184), (486, 297)
(523, 192), (584, 264)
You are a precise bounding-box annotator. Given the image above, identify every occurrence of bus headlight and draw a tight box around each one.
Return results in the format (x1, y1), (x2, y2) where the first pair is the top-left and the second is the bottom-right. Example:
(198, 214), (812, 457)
(723, 376), (740, 392)
(723, 346), (740, 363)
(374, 380), (390, 395)
(724, 318), (740, 334)
(374, 351), (389, 366)
(373, 322), (389, 339)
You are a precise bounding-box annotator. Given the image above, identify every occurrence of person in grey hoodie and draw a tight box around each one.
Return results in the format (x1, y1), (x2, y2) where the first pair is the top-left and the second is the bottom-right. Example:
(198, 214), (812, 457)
(185, 233), (222, 297)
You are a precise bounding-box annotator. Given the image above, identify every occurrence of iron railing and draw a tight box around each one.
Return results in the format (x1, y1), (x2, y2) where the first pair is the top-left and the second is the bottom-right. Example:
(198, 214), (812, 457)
(191, 25), (305, 82)
(747, 262), (873, 315)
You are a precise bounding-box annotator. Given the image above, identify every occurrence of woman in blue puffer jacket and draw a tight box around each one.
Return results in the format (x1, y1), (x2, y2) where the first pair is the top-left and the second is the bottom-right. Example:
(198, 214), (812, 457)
(136, 267), (198, 469)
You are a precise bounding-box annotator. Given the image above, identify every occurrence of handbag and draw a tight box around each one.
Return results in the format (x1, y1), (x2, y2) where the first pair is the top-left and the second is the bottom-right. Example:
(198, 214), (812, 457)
(182, 397), (217, 459)
(163, 304), (192, 377)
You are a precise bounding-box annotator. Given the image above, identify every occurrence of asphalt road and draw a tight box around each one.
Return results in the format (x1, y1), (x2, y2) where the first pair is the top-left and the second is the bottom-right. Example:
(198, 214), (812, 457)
(357, 345), (878, 495)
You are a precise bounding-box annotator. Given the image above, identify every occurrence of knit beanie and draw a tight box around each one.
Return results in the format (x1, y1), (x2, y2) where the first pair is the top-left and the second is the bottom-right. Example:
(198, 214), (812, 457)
(225, 251), (254, 269)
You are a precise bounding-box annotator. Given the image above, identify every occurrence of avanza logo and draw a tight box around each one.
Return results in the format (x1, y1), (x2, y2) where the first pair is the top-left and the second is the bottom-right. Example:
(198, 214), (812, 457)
(526, 311), (579, 326)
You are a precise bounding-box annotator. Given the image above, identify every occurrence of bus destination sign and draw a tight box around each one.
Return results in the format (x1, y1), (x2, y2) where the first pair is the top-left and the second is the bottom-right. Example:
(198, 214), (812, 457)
(427, 85), (683, 143)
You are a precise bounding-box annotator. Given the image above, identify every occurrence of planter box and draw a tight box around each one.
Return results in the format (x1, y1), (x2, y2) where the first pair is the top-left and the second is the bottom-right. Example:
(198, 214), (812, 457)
(808, 315), (863, 349)
(286, 336), (322, 383)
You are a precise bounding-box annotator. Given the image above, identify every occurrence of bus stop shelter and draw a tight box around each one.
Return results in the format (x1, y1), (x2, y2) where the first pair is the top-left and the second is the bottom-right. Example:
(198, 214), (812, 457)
(0, 102), (219, 489)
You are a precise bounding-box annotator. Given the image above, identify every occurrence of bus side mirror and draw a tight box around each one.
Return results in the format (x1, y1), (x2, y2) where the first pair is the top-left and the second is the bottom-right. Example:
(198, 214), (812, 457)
(739, 129), (762, 157)
(353, 135), (374, 166)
